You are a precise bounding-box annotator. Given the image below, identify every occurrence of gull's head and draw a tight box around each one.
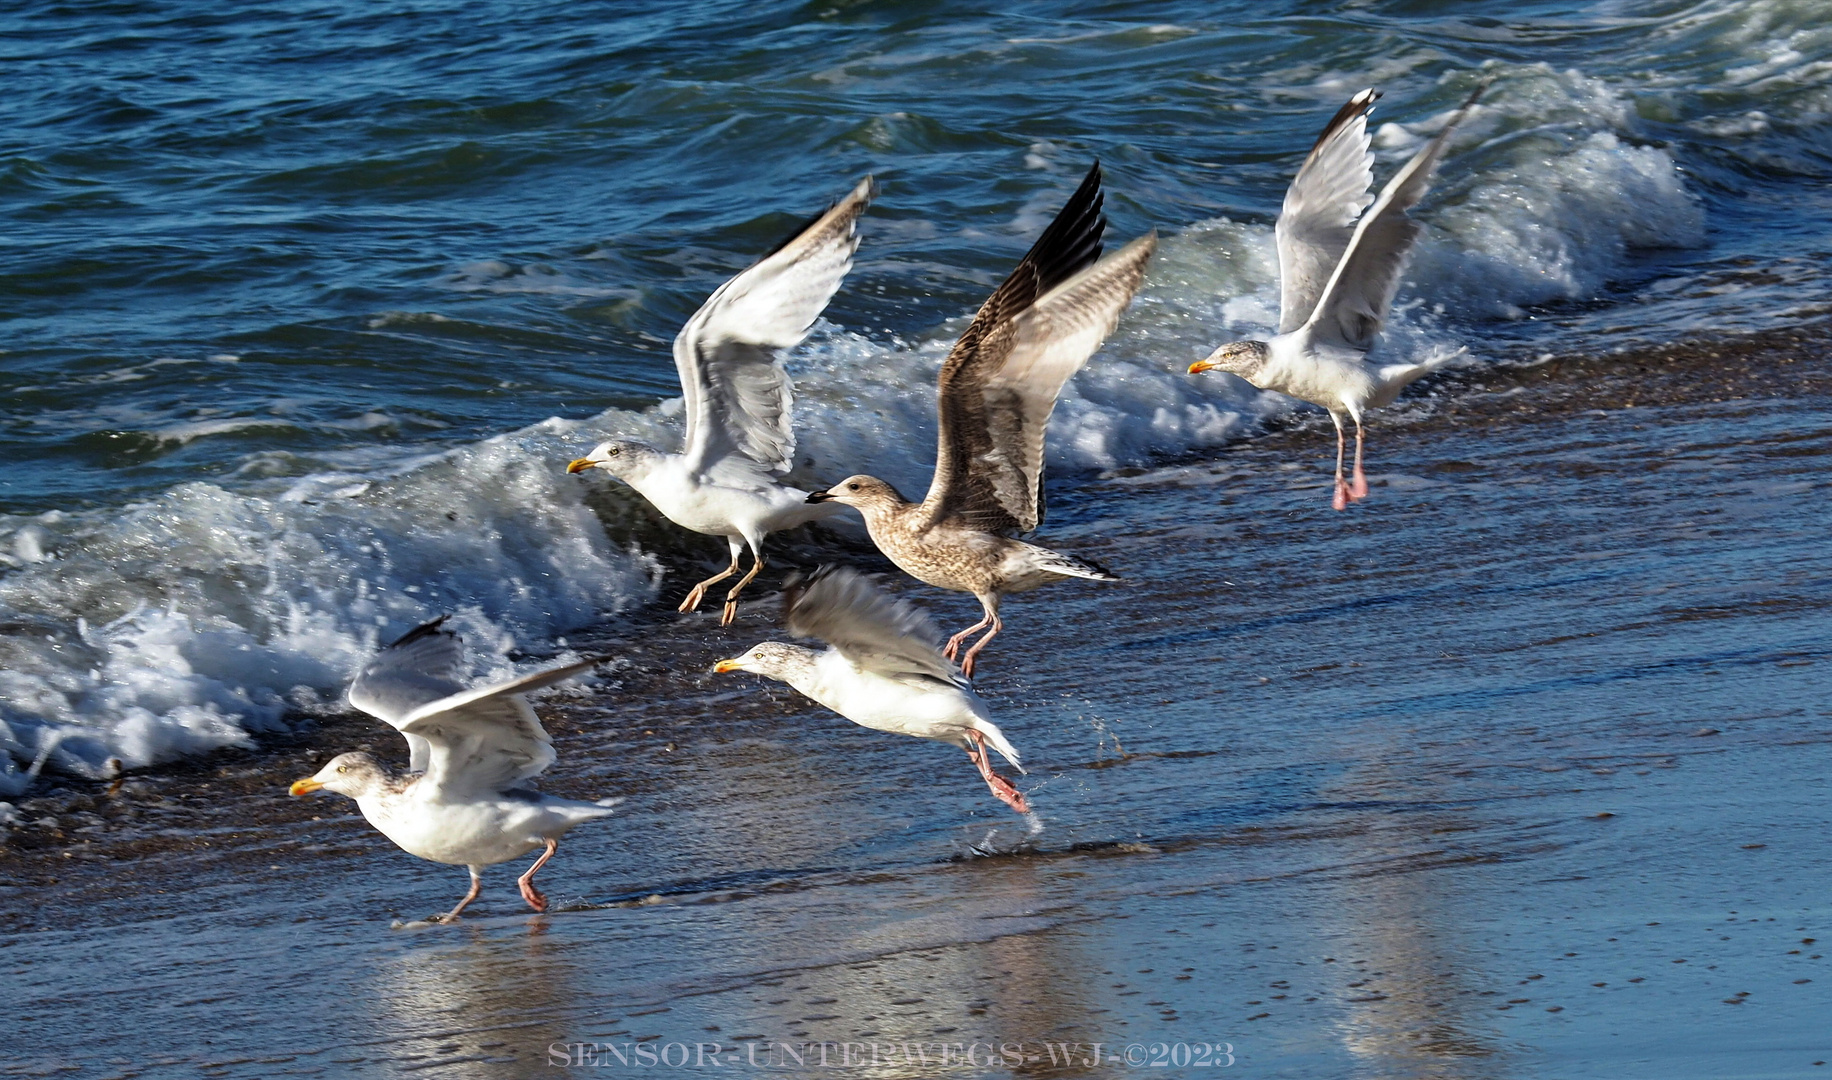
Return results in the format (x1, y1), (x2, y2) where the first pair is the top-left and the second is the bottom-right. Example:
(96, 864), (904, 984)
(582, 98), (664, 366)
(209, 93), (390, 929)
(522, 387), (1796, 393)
(712, 642), (807, 682)
(567, 439), (656, 481)
(289, 752), (389, 800)
(806, 475), (903, 513)
(1189, 340), (1270, 379)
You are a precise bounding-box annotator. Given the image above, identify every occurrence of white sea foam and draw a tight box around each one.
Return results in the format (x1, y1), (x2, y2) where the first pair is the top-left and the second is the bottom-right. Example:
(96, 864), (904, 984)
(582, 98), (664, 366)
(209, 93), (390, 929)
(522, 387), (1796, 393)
(0, 63), (1722, 793)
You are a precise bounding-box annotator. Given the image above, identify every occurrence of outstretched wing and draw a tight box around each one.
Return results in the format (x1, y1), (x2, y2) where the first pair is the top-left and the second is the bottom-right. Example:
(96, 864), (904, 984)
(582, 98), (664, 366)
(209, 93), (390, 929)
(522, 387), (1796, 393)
(922, 164), (1153, 534)
(1304, 84), (1484, 353)
(1276, 89), (1379, 334)
(784, 566), (961, 688)
(399, 656), (604, 799)
(675, 176), (876, 478)
(347, 617), (467, 773)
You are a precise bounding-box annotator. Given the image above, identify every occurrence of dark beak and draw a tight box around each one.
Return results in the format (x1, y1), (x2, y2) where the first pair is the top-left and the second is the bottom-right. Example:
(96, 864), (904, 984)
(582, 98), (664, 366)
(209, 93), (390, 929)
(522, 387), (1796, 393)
(805, 491), (835, 503)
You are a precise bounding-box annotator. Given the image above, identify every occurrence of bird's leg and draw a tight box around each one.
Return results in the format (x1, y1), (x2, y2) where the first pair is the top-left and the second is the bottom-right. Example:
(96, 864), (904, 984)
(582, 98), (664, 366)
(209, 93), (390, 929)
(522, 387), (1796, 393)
(943, 615), (993, 664)
(431, 866), (484, 924)
(681, 539), (743, 614)
(1330, 412), (1351, 511)
(517, 838), (558, 913)
(1349, 414), (1370, 501)
(721, 542), (765, 627)
(966, 730), (1029, 815)
(958, 608), (1004, 680)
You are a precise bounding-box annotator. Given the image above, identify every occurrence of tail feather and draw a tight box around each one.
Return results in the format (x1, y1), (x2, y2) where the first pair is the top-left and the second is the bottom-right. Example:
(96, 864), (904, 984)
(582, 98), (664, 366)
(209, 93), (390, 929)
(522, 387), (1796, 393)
(1031, 545), (1120, 582)
(971, 717), (1025, 774)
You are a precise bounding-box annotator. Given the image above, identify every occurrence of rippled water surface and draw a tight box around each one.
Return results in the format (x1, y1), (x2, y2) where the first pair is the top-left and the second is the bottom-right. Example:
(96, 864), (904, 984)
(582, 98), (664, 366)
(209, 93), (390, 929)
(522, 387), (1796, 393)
(3, 2), (1832, 1076)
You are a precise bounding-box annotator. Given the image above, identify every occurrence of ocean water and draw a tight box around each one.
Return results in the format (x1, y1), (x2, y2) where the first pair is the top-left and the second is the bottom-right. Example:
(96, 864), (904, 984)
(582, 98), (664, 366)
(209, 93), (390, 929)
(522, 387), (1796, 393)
(2, 0), (1831, 791)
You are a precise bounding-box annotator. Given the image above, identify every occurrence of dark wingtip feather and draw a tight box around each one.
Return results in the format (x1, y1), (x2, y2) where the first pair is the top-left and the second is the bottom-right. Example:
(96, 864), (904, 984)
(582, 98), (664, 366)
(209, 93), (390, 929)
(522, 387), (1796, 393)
(758, 175), (877, 260)
(386, 616), (453, 650)
(1305, 88), (1381, 159)
(1019, 160), (1107, 296)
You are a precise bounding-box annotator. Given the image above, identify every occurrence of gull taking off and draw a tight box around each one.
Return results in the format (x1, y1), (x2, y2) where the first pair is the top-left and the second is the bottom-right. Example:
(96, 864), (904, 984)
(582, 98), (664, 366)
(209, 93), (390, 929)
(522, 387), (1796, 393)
(569, 177), (875, 624)
(714, 566), (1030, 814)
(289, 619), (617, 923)
(1190, 85), (1482, 510)
(808, 163), (1155, 677)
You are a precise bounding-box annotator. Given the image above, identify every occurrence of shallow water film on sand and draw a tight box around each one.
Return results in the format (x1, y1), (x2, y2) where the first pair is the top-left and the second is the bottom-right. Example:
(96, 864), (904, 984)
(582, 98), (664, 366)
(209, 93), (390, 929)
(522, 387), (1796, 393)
(3, 0), (1831, 1076)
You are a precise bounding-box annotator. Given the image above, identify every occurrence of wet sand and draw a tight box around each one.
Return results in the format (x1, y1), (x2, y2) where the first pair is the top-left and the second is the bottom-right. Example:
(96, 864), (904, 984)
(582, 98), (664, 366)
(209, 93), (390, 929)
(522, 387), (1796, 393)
(5, 326), (1832, 1078)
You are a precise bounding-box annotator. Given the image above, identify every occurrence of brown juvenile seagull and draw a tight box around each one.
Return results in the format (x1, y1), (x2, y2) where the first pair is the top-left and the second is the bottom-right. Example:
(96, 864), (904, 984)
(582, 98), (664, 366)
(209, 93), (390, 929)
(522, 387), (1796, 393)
(288, 619), (618, 923)
(808, 163), (1155, 678)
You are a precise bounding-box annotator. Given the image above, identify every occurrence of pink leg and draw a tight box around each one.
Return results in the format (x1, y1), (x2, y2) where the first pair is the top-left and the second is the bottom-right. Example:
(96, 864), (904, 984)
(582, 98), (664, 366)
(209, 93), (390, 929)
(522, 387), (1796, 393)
(432, 867), (484, 923)
(966, 730), (1029, 814)
(1330, 414), (1350, 511)
(944, 614), (993, 663)
(957, 610), (1004, 680)
(681, 540), (742, 614)
(720, 545), (765, 627)
(517, 838), (558, 913)
(1349, 416), (1369, 501)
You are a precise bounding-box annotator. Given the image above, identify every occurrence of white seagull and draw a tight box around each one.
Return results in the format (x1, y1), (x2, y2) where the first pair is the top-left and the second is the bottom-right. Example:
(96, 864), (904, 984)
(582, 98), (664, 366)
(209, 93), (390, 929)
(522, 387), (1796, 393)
(568, 177), (875, 625)
(289, 619), (617, 923)
(713, 565), (1031, 815)
(1189, 85), (1483, 510)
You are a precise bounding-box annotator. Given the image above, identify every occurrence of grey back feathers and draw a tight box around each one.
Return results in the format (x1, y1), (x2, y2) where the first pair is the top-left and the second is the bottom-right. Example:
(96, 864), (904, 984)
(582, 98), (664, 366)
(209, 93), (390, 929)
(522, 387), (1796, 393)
(346, 616), (607, 799)
(348, 617), (466, 773)
(785, 566), (963, 688)
(675, 177), (876, 480)
(922, 163), (1156, 536)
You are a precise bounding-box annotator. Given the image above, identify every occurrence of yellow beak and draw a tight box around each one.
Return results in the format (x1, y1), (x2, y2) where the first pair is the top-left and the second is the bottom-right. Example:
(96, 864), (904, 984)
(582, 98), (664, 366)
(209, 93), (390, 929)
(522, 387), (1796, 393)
(1188, 358), (1217, 375)
(566, 458), (595, 474)
(289, 777), (324, 797)
(712, 659), (741, 674)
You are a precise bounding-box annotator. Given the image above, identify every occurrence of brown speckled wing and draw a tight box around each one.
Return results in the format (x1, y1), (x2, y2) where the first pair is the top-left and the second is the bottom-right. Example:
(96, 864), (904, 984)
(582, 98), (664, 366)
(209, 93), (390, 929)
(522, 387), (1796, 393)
(922, 162), (1106, 534)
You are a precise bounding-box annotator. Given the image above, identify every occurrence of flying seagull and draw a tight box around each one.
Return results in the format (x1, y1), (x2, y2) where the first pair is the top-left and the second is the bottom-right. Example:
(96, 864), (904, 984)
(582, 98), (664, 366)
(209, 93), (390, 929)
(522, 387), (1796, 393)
(569, 177), (876, 624)
(714, 565), (1030, 814)
(1190, 85), (1483, 509)
(808, 163), (1155, 677)
(289, 619), (617, 923)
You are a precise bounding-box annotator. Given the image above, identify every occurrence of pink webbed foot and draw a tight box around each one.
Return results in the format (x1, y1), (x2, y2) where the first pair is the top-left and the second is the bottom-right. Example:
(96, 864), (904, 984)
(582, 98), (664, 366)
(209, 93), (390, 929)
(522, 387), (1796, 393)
(1332, 479), (1351, 511)
(982, 770), (1030, 815)
(519, 880), (549, 913)
(966, 731), (1030, 815)
(1349, 468), (1369, 501)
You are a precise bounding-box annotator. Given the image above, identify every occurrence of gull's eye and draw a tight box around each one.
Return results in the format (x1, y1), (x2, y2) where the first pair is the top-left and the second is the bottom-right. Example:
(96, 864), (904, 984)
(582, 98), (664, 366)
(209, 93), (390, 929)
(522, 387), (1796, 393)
(608, 447), (620, 456)
(337, 765), (349, 774)
(847, 482), (860, 491)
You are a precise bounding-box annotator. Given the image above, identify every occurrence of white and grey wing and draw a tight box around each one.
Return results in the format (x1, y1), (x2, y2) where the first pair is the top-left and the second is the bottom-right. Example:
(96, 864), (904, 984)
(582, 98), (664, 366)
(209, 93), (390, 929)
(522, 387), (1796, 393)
(1304, 85), (1483, 353)
(784, 567), (960, 686)
(347, 617), (468, 773)
(1275, 89), (1379, 335)
(676, 176), (876, 477)
(399, 656), (605, 798)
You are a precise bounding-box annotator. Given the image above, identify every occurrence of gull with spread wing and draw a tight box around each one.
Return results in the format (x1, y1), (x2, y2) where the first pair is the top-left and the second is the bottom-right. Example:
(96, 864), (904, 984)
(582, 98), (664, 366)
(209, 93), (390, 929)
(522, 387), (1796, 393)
(714, 566), (1030, 814)
(289, 619), (617, 923)
(1190, 85), (1483, 509)
(569, 178), (875, 624)
(807, 163), (1155, 677)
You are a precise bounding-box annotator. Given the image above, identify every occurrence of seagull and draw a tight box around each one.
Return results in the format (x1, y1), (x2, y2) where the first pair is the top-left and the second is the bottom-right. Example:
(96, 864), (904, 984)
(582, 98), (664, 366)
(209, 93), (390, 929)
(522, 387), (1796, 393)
(713, 565), (1030, 814)
(288, 619), (617, 923)
(568, 177), (876, 625)
(807, 163), (1155, 677)
(1189, 85), (1483, 510)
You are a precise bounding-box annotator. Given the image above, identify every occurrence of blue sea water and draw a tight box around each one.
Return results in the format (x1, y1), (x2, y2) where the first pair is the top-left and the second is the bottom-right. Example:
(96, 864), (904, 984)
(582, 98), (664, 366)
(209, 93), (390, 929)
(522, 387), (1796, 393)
(2, 0), (1831, 790)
